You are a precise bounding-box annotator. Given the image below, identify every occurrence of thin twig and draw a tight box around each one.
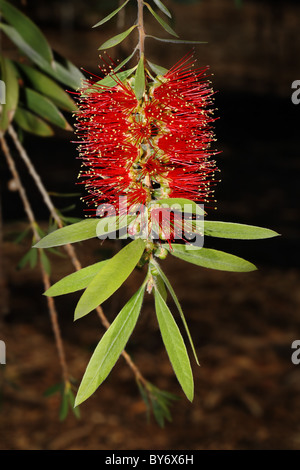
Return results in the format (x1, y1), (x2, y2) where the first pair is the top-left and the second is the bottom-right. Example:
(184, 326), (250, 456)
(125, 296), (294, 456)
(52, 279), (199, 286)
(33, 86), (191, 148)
(7, 124), (149, 388)
(0, 134), (70, 386)
(137, 0), (145, 58)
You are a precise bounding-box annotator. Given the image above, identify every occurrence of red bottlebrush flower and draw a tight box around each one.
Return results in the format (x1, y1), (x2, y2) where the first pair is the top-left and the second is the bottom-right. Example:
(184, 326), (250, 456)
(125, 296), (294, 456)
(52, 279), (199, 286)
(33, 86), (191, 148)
(74, 54), (218, 240)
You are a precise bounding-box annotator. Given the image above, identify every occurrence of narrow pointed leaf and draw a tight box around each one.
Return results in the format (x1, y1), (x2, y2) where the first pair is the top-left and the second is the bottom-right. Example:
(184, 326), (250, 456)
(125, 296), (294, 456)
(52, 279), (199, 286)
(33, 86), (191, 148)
(44, 260), (109, 297)
(14, 107), (54, 136)
(18, 63), (77, 112)
(84, 67), (137, 94)
(153, 0), (172, 18)
(0, 24), (83, 90)
(0, 56), (19, 131)
(34, 216), (131, 248)
(146, 34), (207, 44)
(75, 283), (145, 406)
(155, 273), (168, 302)
(0, 0), (53, 64)
(151, 259), (199, 365)
(40, 250), (51, 276)
(0, 23), (47, 71)
(147, 60), (168, 76)
(92, 0), (130, 28)
(166, 245), (257, 272)
(134, 54), (145, 100)
(144, 3), (178, 37)
(150, 197), (205, 215)
(24, 88), (72, 130)
(98, 25), (137, 50)
(113, 49), (137, 73)
(204, 221), (280, 240)
(154, 289), (194, 402)
(74, 238), (145, 320)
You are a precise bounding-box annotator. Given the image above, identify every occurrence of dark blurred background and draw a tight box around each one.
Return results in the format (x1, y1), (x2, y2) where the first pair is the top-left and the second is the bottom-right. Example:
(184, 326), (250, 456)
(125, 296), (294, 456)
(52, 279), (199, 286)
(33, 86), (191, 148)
(1, 0), (300, 450)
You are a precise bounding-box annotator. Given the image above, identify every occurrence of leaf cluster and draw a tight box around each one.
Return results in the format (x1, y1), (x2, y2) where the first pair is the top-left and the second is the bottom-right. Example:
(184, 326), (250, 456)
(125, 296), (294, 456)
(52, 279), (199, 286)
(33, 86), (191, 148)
(0, 0), (83, 136)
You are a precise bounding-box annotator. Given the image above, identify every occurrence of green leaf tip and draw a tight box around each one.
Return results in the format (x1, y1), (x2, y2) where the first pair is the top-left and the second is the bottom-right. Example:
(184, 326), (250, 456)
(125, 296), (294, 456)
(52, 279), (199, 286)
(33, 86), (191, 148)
(92, 0), (130, 28)
(204, 221), (280, 240)
(166, 245), (257, 273)
(154, 288), (194, 402)
(74, 283), (146, 407)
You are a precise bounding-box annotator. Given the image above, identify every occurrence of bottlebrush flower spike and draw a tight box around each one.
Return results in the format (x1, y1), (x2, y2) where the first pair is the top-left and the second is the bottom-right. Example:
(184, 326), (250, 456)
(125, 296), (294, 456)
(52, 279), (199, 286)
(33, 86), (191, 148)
(74, 54), (219, 241)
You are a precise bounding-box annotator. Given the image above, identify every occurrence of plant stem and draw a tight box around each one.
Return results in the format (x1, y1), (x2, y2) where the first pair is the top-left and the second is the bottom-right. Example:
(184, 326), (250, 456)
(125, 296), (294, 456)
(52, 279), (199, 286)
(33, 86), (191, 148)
(7, 125), (149, 388)
(137, 0), (145, 58)
(0, 134), (70, 386)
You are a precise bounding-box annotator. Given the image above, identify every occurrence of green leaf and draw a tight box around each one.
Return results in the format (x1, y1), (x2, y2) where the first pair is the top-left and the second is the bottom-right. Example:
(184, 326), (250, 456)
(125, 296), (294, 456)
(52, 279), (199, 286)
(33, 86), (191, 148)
(113, 50), (137, 73)
(68, 389), (80, 419)
(44, 260), (109, 297)
(204, 221), (280, 240)
(146, 34), (207, 44)
(0, 23), (47, 71)
(151, 259), (199, 365)
(24, 88), (72, 130)
(47, 56), (84, 90)
(0, 0), (53, 64)
(17, 248), (38, 270)
(59, 390), (69, 421)
(155, 273), (168, 302)
(33, 218), (99, 248)
(147, 60), (168, 76)
(0, 56), (19, 132)
(0, 23), (83, 90)
(14, 107), (54, 136)
(150, 197), (205, 215)
(144, 3), (179, 37)
(75, 283), (145, 406)
(166, 245), (257, 272)
(40, 250), (51, 276)
(154, 288), (194, 402)
(74, 238), (145, 320)
(33, 216), (132, 248)
(92, 0), (130, 28)
(84, 67), (137, 94)
(18, 63), (77, 112)
(98, 25), (137, 50)
(134, 54), (145, 100)
(153, 0), (172, 18)
(43, 382), (63, 397)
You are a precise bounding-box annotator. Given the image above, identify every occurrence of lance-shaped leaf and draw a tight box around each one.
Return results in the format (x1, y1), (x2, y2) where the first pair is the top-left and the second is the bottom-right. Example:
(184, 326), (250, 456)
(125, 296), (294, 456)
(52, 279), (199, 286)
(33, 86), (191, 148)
(92, 0), (130, 28)
(153, 0), (172, 18)
(150, 197), (205, 215)
(113, 49), (137, 73)
(147, 60), (168, 76)
(0, 23), (83, 90)
(34, 216), (131, 248)
(98, 25), (137, 50)
(154, 288), (194, 402)
(0, 0), (53, 64)
(74, 238), (145, 320)
(24, 88), (72, 130)
(151, 259), (199, 365)
(146, 34), (207, 44)
(144, 3), (178, 37)
(0, 56), (19, 131)
(204, 221), (280, 240)
(18, 63), (77, 112)
(44, 260), (109, 297)
(84, 67), (137, 94)
(75, 283), (145, 407)
(166, 245), (257, 272)
(134, 54), (145, 100)
(14, 107), (54, 137)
